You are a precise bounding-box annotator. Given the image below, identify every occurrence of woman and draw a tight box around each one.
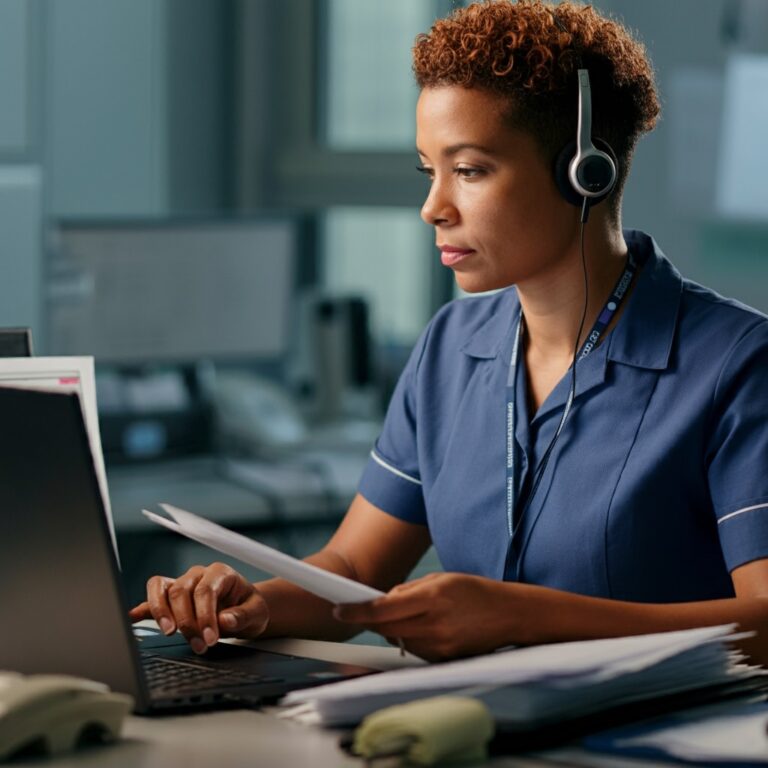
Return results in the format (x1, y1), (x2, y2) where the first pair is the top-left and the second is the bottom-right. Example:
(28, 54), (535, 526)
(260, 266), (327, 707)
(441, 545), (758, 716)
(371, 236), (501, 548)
(131, 0), (768, 663)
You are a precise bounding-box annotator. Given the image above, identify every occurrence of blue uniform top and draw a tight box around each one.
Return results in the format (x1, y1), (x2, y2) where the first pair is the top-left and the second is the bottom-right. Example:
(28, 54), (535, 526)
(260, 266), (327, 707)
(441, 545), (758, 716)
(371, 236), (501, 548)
(358, 230), (768, 603)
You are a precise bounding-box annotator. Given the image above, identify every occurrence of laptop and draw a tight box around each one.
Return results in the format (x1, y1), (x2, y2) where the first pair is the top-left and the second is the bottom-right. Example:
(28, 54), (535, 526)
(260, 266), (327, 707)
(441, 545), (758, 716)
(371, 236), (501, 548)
(0, 386), (375, 714)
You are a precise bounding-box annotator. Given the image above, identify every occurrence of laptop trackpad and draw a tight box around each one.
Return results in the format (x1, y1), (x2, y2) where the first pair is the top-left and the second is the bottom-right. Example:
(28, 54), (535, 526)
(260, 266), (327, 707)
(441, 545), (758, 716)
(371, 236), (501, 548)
(133, 626), (191, 649)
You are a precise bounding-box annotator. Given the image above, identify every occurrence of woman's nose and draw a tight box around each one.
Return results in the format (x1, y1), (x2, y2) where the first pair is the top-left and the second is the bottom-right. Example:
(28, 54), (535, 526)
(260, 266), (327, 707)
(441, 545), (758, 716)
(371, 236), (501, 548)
(420, 180), (458, 227)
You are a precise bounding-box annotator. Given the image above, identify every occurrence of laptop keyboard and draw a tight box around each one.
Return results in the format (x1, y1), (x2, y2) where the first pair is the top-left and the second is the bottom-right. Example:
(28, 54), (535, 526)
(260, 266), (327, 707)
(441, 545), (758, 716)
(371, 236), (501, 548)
(142, 653), (282, 696)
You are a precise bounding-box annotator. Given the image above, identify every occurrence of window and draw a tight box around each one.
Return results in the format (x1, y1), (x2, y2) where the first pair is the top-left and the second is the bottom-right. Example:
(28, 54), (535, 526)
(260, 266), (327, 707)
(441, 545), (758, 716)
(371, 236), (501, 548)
(322, 207), (431, 345)
(322, 0), (435, 150)
(240, 1), (456, 349)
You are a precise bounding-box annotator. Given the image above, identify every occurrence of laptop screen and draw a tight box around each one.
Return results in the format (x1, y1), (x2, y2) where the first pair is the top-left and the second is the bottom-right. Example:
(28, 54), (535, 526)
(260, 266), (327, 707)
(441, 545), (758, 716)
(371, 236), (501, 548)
(0, 387), (148, 707)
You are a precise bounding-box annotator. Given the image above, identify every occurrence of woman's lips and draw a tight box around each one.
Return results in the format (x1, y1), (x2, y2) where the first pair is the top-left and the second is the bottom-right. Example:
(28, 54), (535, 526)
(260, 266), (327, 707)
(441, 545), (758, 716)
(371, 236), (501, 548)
(439, 246), (476, 267)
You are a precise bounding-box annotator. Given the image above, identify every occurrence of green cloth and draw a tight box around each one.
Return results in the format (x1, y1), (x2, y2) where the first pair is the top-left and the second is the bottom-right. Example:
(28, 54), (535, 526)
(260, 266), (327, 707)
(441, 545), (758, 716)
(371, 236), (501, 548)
(352, 696), (494, 765)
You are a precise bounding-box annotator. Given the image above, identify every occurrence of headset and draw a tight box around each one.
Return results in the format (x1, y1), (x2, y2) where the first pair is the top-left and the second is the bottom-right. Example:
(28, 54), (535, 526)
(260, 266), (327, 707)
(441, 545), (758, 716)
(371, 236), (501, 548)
(553, 68), (618, 219)
(508, 65), (622, 552)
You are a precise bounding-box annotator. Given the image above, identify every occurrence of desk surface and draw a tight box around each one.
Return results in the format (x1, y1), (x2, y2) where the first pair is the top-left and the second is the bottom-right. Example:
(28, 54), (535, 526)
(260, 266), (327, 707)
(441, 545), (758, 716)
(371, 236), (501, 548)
(16, 638), (683, 768)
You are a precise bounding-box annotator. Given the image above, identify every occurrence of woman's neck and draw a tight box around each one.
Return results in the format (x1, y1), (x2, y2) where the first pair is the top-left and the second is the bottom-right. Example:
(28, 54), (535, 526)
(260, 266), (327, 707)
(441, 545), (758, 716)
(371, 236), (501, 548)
(517, 224), (629, 364)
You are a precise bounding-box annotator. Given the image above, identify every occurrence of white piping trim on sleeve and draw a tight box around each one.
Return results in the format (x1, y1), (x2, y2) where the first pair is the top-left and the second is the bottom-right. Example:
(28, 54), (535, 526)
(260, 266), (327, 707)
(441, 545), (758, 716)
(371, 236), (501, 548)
(370, 450), (422, 486)
(718, 502), (768, 525)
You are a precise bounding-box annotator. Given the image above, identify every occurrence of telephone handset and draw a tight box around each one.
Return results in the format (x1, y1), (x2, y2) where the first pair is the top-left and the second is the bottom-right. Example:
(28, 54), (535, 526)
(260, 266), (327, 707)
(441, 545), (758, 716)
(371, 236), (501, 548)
(0, 672), (133, 760)
(211, 371), (308, 457)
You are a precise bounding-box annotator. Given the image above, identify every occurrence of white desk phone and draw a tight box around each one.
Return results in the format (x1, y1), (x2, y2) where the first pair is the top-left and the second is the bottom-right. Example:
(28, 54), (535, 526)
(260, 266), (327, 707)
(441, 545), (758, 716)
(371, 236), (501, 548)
(211, 370), (381, 457)
(212, 370), (308, 456)
(0, 672), (132, 760)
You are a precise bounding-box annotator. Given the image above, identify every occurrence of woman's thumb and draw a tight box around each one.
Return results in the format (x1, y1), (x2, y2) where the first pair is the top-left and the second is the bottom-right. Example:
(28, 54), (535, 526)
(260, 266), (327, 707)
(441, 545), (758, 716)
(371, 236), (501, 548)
(219, 610), (240, 631)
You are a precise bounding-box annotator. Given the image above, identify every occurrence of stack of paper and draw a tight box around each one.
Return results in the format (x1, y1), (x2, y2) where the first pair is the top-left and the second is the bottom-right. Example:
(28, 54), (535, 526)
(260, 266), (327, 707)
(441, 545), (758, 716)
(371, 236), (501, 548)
(280, 626), (761, 728)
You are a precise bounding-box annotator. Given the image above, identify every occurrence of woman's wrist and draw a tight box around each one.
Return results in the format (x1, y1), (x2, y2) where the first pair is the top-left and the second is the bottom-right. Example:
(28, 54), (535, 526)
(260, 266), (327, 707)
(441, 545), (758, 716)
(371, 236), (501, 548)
(499, 581), (650, 646)
(497, 581), (554, 646)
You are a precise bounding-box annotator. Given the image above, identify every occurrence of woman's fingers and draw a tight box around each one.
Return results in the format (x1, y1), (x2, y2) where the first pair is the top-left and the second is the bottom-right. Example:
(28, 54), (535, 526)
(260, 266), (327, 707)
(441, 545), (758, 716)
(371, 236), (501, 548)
(167, 566), (207, 652)
(128, 601), (151, 622)
(334, 588), (431, 625)
(131, 564), (269, 654)
(334, 573), (509, 661)
(144, 575), (177, 635)
(191, 564), (262, 645)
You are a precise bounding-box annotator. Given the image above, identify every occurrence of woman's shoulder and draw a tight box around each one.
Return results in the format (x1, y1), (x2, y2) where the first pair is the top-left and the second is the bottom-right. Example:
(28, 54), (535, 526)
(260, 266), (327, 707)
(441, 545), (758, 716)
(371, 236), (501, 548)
(628, 229), (768, 356)
(679, 274), (768, 348)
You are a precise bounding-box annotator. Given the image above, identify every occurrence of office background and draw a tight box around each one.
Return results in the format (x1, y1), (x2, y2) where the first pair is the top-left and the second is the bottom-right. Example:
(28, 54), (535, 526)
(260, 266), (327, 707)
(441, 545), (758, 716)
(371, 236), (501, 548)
(1, 0), (767, 609)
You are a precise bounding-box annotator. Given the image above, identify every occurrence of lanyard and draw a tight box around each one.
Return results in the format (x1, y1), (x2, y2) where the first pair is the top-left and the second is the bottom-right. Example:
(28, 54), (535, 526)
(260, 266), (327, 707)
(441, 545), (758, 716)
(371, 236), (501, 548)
(505, 252), (638, 538)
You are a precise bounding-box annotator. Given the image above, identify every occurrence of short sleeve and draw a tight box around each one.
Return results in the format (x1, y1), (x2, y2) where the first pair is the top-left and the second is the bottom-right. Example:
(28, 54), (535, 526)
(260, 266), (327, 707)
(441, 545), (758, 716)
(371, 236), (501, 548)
(707, 320), (768, 571)
(357, 327), (430, 525)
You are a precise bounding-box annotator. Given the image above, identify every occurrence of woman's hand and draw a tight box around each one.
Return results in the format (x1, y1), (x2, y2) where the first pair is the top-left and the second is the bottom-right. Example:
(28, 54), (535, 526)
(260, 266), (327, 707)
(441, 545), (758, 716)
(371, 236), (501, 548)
(333, 572), (527, 661)
(128, 562), (270, 654)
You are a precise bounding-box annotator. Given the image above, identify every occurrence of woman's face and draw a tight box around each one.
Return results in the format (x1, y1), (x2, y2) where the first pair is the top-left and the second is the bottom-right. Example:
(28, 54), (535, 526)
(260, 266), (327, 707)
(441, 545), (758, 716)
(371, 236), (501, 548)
(416, 86), (579, 293)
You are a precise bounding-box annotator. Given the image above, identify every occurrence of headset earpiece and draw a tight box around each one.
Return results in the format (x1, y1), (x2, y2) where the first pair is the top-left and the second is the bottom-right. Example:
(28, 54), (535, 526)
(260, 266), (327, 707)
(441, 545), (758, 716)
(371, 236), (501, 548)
(554, 138), (619, 207)
(553, 68), (618, 211)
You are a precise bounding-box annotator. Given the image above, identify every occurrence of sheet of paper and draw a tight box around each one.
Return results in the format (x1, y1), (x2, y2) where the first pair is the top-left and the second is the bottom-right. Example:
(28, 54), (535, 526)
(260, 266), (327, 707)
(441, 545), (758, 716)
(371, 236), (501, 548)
(0, 357), (118, 561)
(142, 504), (384, 605)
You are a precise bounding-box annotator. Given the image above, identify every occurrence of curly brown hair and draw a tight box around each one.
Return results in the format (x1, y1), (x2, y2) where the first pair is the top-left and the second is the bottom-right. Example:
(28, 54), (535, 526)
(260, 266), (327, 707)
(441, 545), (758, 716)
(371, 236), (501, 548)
(413, 0), (660, 211)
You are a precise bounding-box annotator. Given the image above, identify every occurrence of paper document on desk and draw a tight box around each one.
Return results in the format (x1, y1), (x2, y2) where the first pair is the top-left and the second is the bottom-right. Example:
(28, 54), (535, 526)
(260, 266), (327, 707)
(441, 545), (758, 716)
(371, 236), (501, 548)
(281, 624), (760, 727)
(583, 699), (768, 765)
(0, 356), (117, 561)
(142, 504), (384, 604)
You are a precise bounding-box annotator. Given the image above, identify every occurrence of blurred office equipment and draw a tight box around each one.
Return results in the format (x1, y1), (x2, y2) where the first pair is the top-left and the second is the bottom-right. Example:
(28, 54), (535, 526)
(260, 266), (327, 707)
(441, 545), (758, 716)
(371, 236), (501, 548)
(48, 219), (294, 363)
(95, 366), (213, 462)
(210, 306), (379, 505)
(0, 327), (33, 357)
(46, 218), (297, 461)
(290, 292), (375, 423)
(0, 672), (132, 761)
(212, 369), (308, 458)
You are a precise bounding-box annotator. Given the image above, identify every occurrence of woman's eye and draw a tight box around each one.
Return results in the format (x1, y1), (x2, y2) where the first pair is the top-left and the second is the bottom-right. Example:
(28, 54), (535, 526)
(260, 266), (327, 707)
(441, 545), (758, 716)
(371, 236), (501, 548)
(415, 165), (485, 180)
(453, 166), (485, 179)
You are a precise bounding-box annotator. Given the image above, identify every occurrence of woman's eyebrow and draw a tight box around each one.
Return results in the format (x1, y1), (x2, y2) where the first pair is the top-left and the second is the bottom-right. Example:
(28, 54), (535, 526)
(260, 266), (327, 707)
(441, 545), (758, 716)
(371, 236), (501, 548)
(443, 142), (496, 156)
(416, 143), (497, 158)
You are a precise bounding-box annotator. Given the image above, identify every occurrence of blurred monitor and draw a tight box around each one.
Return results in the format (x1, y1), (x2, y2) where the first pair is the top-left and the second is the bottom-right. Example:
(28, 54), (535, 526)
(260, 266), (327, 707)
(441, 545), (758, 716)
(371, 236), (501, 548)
(0, 328), (34, 357)
(47, 218), (296, 364)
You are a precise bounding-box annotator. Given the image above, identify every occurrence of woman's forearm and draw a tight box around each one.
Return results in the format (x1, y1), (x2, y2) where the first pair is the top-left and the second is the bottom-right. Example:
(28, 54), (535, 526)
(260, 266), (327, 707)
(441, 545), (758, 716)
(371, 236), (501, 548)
(512, 582), (768, 664)
(252, 548), (365, 642)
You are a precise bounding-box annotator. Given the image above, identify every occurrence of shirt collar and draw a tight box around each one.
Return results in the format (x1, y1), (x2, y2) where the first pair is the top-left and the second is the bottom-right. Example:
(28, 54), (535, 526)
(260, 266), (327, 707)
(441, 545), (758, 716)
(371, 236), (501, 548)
(459, 288), (518, 359)
(605, 230), (682, 370)
(459, 229), (682, 370)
